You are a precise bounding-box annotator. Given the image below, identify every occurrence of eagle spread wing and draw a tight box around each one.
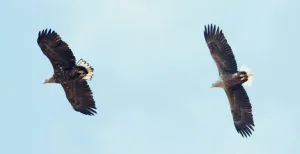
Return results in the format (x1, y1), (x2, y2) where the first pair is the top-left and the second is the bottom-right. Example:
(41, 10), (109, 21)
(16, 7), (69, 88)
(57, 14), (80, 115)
(37, 29), (76, 70)
(61, 80), (97, 116)
(225, 85), (254, 137)
(204, 24), (237, 74)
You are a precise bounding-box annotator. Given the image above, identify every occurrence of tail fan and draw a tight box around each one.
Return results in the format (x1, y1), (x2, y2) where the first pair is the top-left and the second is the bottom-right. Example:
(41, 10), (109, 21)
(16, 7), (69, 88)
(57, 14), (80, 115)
(239, 65), (254, 87)
(76, 59), (94, 80)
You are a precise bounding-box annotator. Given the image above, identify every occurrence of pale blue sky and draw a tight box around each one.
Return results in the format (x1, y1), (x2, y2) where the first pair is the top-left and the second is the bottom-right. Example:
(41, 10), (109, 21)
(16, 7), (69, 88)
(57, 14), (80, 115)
(1, 0), (299, 154)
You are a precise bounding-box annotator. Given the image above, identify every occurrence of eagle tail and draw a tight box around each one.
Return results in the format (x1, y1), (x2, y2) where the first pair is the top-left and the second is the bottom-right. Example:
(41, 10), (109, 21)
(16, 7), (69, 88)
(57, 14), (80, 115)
(239, 65), (254, 87)
(76, 59), (94, 81)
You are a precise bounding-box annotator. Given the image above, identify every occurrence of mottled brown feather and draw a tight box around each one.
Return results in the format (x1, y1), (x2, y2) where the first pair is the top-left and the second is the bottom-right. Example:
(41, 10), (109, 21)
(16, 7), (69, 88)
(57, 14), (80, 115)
(204, 24), (237, 75)
(37, 29), (76, 70)
(61, 80), (97, 116)
(225, 85), (254, 137)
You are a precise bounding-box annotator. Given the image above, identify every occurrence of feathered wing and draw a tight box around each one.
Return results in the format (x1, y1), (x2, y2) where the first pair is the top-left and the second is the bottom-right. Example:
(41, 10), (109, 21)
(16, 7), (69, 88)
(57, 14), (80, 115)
(204, 24), (237, 74)
(37, 29), (76, 70)
(225, 85), (255, 137)
(61, 80), (97, 116)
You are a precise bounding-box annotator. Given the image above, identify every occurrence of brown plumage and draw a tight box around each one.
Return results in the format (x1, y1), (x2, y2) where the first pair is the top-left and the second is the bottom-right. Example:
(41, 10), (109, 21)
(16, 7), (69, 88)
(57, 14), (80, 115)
(204, 24), (255, 137)
(61, 80), (96, 115)
(37, 29), (96, 116)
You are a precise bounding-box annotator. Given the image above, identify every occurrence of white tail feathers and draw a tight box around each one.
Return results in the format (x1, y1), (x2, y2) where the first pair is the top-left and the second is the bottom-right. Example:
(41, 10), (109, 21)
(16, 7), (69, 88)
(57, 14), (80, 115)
(76, 59), (94, 81)
(239, 65), (254, 87)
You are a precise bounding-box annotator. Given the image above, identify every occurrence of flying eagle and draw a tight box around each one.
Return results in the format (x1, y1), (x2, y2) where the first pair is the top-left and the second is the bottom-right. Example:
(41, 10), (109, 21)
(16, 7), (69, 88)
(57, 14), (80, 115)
(204, 24), (255, 137)
(37, 29), (97, 116)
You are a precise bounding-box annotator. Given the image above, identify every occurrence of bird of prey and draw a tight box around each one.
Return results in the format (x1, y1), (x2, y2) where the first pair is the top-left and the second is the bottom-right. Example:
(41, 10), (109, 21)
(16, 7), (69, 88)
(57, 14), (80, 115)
(204, 24), (255, 137)
(37, 29), (97, 116)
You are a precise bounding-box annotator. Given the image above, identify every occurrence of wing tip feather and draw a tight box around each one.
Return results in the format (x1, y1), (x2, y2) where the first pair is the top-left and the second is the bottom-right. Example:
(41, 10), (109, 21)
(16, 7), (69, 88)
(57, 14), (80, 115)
(37, 28), (60, 44)
(204, 24), (223, 42)
(235, 123), (255, 138)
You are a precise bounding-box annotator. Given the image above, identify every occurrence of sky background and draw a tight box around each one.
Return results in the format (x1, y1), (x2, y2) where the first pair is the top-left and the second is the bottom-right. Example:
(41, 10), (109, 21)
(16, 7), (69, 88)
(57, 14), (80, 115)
(0, 0), (299, 154)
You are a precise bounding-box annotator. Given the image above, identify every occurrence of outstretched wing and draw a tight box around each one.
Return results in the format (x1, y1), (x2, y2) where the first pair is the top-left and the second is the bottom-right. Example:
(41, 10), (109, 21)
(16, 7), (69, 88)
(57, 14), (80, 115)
(225, 85), (255, 137)
(61, 80), (97, 116)
(204, 24), (237, 75)
(37, 29), (76, 70)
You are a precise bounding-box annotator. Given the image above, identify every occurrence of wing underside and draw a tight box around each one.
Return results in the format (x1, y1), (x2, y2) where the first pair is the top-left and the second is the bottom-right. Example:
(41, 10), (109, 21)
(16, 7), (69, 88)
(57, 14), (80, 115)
(204, 24), (237, 74)
(225, 85), (254, 137)
(61, 80), (97, 116)
(37, 29), (76, 70)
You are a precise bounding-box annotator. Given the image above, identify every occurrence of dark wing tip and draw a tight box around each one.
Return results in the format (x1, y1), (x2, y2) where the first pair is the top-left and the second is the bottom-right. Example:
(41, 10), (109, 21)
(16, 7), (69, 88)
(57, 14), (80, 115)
(74, 103), (97, 116)
(78, 107), (97, 116)
(235, 122), (255, 138)
(204, 24), (224, 43)
(37, 28), (60, 44)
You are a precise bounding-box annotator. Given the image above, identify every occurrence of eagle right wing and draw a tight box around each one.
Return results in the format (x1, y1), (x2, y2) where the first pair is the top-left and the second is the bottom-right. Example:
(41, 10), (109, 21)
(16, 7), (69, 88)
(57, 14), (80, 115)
(204, 24), (238, 75)
(37, 29), (76, 70)
(61, 80), (97, 116)
(225, 85), (255, 137)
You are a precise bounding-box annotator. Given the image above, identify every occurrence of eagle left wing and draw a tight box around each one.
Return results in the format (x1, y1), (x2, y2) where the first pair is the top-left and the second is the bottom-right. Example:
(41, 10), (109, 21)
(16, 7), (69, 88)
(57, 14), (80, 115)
(204, 24), (238, 75)
(37, 29), (76, 70)
(61, 80), (97, 116)
(224, 85), (255, 137)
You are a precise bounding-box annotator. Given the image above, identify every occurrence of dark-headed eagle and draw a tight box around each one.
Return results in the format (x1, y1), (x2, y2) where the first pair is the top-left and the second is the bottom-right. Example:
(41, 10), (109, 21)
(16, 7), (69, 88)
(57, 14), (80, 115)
(37, 29), (97, 116)
(204, 24), (255, 137)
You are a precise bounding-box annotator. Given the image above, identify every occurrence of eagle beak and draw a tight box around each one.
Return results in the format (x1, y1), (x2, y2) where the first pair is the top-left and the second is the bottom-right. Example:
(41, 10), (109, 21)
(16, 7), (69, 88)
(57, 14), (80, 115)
(43, 79), (48, 84)
(43, 76), (55, 84)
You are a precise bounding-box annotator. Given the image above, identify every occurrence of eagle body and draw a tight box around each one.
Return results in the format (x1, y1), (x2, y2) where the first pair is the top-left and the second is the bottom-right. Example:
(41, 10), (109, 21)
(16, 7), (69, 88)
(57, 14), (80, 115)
(50, 65), (89, 83)
(204, 24), (255, 138)
(212, 71), (249, 89)
(37, 29), (97, 116)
